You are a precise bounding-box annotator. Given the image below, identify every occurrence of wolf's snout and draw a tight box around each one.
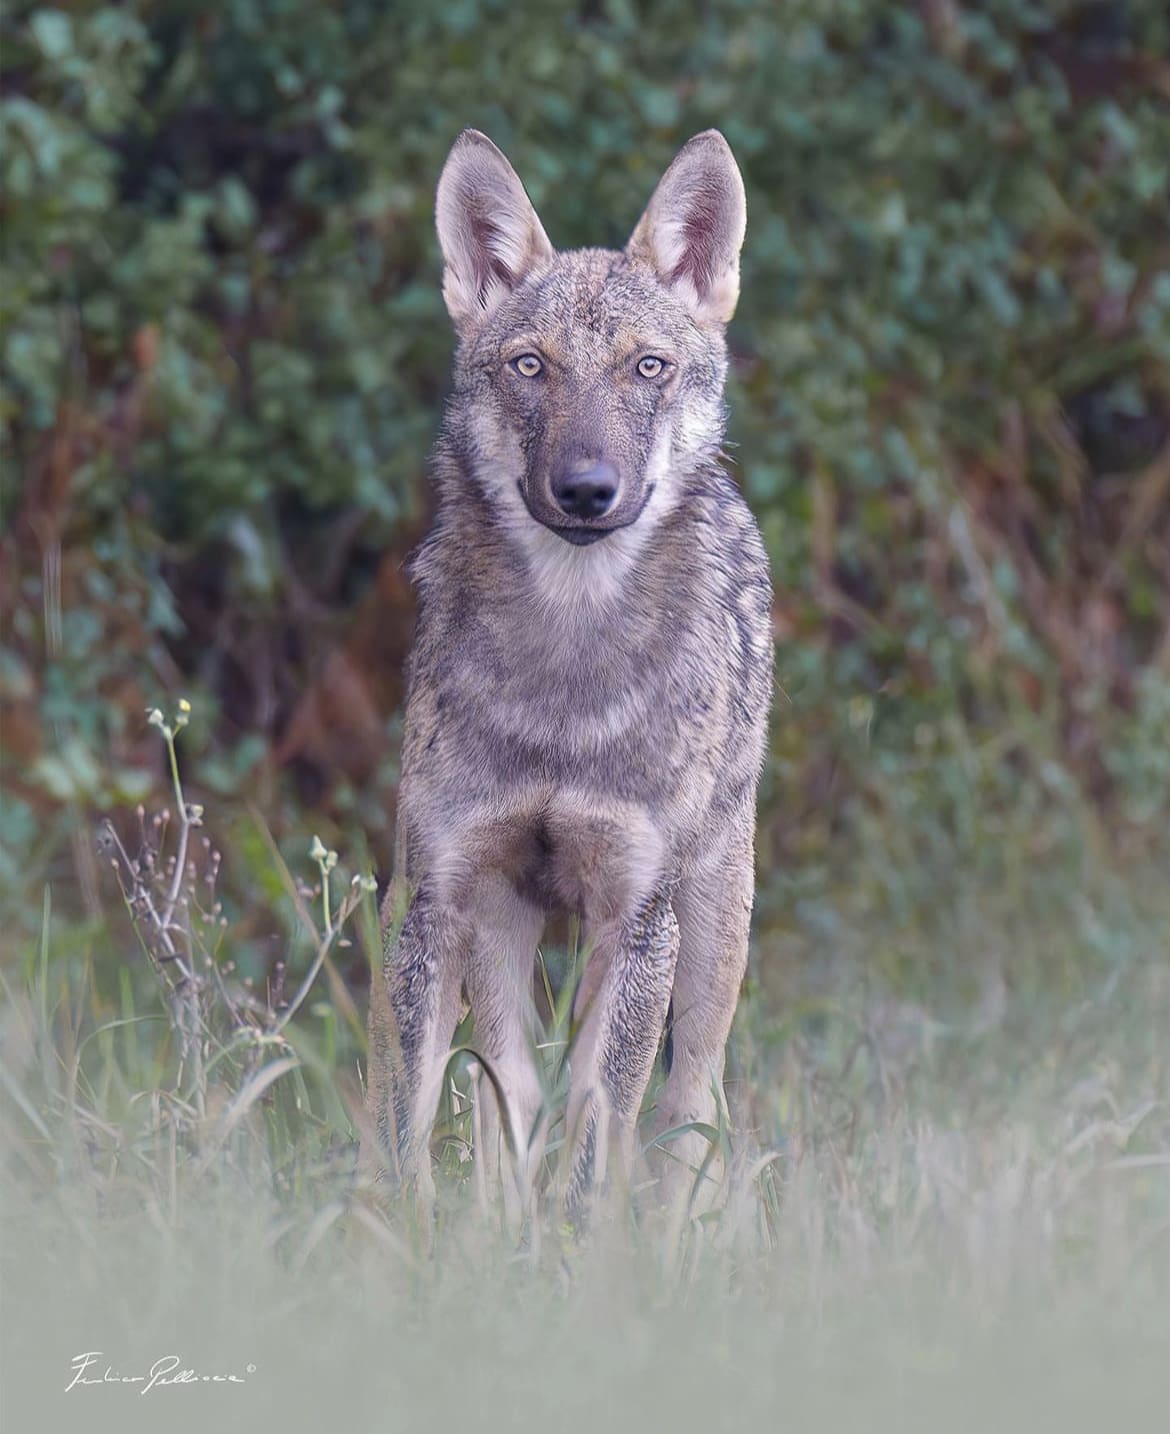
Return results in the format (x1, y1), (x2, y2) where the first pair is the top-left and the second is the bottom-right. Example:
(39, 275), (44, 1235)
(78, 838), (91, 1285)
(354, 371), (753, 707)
(551, 462), (618, 520)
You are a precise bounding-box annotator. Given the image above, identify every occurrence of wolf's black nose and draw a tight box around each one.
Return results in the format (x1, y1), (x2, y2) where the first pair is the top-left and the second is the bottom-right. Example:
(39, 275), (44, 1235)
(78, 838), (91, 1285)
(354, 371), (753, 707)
(551, 463), (618, 520)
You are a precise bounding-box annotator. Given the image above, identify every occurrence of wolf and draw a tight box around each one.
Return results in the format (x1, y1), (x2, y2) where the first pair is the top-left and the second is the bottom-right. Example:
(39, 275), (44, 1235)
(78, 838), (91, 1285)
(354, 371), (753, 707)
(364, 127), (773, 1219)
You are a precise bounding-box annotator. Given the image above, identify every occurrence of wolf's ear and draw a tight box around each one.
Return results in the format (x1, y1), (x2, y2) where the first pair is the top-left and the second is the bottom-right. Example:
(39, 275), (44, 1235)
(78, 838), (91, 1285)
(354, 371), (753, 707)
(627, 130), (746, 326)
(435, 129), (555, 334)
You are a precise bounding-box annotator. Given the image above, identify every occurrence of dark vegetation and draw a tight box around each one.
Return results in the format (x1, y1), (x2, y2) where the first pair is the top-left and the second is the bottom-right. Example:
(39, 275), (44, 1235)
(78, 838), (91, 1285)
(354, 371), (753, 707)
(2, 0), (1168, 981)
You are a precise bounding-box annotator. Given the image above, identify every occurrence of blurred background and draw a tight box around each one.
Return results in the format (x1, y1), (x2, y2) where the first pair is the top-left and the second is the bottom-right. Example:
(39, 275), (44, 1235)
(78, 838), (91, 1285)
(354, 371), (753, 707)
(2, 0), (1168, 997)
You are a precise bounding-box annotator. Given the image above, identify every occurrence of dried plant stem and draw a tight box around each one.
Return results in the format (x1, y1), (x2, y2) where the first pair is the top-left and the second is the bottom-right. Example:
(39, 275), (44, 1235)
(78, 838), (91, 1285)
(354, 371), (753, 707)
(105, 701), (376, 1142)
(275, 885), (362, 1035)
(160, 730), (191, 935)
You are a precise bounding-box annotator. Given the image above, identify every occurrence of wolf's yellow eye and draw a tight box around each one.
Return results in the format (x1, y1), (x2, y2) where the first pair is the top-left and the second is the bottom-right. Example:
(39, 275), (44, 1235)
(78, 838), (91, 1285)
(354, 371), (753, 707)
(512, 353), (543, 377)
(637, 355), (665, 379)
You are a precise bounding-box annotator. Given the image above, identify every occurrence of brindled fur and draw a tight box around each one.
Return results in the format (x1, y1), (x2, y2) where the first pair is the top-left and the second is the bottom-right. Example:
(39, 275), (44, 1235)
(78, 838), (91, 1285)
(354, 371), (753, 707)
(364, 128), (773, 1221)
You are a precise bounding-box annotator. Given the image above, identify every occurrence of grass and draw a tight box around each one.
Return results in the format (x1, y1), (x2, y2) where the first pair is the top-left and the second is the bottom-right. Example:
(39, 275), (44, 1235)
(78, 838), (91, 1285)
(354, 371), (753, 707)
(1, 721), (1169, 1432)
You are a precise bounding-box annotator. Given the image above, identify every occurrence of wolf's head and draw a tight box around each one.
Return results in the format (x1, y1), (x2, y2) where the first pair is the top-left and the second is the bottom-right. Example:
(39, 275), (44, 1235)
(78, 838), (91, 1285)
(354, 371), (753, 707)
(434, 128), (745, 563)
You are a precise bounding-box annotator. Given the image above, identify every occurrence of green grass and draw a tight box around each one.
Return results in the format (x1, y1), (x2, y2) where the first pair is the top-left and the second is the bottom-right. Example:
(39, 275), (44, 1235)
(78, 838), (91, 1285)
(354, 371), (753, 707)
(3, 824), (1169, 1432)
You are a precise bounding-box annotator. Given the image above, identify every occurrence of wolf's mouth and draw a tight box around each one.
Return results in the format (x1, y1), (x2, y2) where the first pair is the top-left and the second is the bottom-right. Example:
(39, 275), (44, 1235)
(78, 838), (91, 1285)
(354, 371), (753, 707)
(552, 526), (609, 546)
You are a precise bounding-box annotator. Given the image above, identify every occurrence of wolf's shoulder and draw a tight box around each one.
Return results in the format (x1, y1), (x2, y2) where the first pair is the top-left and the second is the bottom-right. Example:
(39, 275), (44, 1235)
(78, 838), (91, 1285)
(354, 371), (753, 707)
(678, 465), (770, 578)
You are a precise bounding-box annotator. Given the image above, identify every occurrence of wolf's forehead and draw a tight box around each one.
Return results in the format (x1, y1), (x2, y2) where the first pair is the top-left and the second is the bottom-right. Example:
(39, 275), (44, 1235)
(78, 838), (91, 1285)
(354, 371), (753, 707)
(521, 250), (685, 350)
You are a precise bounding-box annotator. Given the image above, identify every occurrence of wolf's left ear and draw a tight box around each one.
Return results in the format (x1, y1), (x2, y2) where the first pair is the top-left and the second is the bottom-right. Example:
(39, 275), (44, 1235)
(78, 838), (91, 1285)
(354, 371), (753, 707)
(435, 129), (555, 334)
(627, 130), (746, 326)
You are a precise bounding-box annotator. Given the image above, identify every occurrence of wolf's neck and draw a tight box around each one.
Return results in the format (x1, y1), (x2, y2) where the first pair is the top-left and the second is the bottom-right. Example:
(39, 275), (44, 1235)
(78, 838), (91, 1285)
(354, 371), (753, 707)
(512, 519), (660, 622)
(427, 448), (711, 638)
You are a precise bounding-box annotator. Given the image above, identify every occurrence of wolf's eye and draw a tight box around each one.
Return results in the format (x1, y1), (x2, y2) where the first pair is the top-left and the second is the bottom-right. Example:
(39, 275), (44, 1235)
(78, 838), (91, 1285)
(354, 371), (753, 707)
(636, 355), (665, 379)
(512, 353), (543, 378)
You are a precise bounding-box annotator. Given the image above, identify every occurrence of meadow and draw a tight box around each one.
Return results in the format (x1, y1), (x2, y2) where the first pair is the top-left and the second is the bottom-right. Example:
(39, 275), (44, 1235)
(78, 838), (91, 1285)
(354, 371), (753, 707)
(2, 709), (1168, 1433)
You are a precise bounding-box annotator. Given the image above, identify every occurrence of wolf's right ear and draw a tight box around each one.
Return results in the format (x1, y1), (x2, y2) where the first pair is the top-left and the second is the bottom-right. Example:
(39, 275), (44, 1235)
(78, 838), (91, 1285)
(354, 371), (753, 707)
(435, 129), (555, 334)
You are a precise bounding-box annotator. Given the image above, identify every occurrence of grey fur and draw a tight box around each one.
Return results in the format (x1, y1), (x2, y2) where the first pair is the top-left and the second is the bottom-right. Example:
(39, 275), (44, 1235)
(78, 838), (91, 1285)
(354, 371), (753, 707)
(363, 128), (773, 1219)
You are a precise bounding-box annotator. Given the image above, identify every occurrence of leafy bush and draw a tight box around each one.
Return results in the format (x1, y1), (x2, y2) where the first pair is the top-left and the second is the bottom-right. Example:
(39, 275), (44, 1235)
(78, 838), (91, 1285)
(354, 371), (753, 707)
(2, 0), (1168, 945)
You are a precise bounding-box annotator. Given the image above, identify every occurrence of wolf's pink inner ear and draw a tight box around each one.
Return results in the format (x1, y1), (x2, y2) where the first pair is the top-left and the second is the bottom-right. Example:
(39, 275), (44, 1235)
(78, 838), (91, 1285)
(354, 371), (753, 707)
(435, 129), (555, 334)
(627, 130), (747, 327)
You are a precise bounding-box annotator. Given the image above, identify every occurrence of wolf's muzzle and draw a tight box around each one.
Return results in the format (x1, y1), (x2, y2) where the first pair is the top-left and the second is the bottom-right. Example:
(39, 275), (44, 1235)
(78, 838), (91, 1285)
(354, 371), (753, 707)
(518, 476), (656, 546)
(551, 462), (618, 521)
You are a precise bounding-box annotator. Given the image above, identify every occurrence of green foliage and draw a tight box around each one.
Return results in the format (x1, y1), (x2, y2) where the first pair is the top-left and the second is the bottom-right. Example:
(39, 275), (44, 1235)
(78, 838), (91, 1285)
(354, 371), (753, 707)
(2, 1), (1168, 941)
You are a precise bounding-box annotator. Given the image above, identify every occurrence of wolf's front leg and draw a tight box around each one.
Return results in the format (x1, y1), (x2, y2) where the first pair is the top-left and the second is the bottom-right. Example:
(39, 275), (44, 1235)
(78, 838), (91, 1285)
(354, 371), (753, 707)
(462, 879), (546, 1231)
(652, 833), (753, 1212)
(365, 885), (465, 1217)
(565, 889), (680, 1216)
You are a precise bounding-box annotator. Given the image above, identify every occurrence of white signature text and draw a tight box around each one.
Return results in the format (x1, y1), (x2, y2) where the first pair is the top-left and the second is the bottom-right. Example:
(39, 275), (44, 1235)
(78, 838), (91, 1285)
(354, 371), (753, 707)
(66, 1352), (256, 1394)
